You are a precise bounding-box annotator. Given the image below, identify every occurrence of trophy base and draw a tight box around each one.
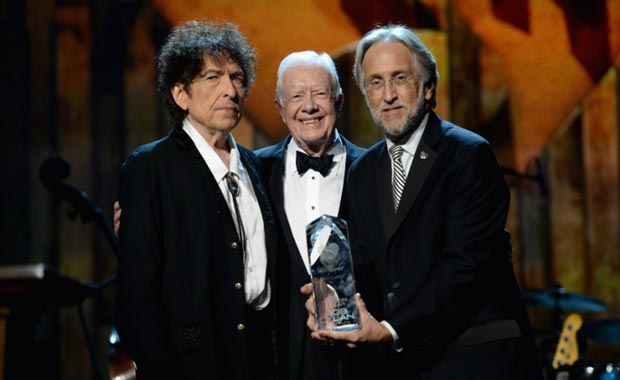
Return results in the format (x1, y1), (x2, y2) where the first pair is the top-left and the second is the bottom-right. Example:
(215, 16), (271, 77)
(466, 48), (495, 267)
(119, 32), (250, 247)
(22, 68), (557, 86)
(332, 323), (359, 332)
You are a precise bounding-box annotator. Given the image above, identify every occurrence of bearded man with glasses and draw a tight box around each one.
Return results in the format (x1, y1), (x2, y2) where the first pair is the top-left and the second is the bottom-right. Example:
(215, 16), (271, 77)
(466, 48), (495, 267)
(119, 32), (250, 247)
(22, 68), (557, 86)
(303, 24), (543, 380)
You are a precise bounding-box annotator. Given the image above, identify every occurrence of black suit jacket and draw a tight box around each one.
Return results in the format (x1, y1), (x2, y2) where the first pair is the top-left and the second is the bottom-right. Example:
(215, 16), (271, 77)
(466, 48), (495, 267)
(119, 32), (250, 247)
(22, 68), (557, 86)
(116, 127), (278, 380)
(347, 112), (542, 379)
(255, 135), (373, 380)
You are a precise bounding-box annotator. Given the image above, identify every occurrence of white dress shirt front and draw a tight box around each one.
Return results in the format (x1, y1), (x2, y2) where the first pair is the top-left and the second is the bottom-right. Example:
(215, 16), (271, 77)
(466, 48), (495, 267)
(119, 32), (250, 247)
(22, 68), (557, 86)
(183, 119), (270, 309)
(283, 131), (346, 274)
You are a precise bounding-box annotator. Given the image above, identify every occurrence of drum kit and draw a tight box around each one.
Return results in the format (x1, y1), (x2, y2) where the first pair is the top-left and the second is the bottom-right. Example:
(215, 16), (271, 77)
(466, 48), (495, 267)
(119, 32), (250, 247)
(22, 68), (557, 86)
(521, 284), (620, 380)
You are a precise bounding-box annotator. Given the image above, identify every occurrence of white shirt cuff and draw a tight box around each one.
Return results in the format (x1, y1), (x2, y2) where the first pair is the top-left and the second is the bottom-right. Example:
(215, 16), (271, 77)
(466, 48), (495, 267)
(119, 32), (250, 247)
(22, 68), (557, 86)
(380, 320), (403, 352)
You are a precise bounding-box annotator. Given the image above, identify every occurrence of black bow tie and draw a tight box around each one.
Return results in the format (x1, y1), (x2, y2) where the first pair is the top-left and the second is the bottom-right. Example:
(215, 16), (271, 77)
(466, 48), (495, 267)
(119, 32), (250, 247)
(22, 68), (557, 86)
(296, 151), (334, 176)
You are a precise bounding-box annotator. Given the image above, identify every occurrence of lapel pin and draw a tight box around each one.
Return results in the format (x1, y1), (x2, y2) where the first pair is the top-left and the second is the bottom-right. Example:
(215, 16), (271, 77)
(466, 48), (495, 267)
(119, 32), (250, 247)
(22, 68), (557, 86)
(420, 151), (428, 160)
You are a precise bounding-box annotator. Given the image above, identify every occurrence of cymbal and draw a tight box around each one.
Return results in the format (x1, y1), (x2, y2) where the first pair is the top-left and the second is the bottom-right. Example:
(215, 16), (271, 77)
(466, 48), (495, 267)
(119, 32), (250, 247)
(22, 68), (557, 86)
(521, 286), (607, 312)
(581, 318), (620, 345)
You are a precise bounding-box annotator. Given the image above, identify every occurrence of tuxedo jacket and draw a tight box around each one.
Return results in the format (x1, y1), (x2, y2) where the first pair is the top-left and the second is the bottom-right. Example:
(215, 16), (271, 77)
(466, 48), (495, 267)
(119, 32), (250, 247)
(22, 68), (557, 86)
(256, 135), (380, 380)
(347, 111), (543, 379)
(116, 127), (278, 380)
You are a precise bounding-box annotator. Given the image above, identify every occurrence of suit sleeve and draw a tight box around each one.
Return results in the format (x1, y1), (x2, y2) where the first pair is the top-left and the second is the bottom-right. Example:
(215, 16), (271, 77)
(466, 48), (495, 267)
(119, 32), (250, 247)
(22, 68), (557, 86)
(115, 152), (181, 377)
(387, 142), (511, 349)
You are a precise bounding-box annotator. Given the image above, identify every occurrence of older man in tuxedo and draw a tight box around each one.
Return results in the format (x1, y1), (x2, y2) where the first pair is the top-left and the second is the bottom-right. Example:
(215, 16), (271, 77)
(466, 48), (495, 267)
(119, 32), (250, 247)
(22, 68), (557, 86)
(255, 51), (380, 380)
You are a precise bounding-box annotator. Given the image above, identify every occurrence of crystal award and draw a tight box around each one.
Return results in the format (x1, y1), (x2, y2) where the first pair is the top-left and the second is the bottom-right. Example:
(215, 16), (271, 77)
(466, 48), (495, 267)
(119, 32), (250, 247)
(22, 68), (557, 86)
(306, 215), (359, 331)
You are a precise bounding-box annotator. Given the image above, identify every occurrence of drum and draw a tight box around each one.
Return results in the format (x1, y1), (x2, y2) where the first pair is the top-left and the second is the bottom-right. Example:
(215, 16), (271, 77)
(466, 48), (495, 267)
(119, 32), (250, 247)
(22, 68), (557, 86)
(570, 362), (620, 380)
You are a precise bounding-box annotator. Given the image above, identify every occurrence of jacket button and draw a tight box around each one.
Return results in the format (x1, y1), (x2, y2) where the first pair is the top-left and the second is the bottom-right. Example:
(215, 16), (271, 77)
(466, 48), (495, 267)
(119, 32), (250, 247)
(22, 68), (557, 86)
(237, 323), (245, 331)
(234, 282), (242, 290)
(231, 242), (239, 249)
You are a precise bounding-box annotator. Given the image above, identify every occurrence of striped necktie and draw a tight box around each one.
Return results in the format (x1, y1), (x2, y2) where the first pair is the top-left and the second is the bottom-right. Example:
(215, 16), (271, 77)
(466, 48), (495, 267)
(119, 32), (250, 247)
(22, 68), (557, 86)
(389, 145), (406, 210)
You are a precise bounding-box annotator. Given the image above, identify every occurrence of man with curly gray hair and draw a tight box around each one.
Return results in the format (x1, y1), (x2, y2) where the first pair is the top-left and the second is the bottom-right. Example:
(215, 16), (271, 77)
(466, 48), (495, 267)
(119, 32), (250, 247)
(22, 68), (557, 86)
(115, 20), (277, 380)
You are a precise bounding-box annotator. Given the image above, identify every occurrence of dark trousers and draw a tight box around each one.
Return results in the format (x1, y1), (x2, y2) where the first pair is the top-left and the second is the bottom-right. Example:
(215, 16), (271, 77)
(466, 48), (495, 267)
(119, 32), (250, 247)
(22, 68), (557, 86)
(417, 337), (543, 380)
(246, 305), (276, 380)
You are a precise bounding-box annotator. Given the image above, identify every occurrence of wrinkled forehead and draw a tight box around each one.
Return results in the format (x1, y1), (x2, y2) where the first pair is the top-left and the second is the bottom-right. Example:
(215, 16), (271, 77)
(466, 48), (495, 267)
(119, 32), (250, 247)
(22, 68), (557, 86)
(361, 41), (417, 76)
(201, 51), (243, 72)
(282, 64), (332, 87)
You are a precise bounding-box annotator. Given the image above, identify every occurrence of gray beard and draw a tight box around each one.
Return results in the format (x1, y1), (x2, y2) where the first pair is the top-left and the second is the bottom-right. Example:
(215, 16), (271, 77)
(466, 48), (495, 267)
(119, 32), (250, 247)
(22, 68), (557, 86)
(384, 109), (425, 142)
(380, 97), (428, 143)
(377, 81), (428, 142)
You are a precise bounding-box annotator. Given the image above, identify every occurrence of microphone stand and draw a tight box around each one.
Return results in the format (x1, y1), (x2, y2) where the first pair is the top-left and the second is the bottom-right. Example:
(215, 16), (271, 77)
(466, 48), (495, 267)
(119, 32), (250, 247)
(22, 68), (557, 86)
(39, 155), (118, 380)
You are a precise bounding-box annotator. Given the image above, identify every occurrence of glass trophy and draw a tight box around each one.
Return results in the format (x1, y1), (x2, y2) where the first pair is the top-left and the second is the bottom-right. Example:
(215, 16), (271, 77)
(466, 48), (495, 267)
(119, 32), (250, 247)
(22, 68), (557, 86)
(306, 215), (359, 331)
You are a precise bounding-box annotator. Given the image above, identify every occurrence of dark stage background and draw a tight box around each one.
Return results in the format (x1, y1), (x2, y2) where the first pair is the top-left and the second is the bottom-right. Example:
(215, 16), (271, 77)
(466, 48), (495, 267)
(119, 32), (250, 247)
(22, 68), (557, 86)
(1, 0), (619, 379)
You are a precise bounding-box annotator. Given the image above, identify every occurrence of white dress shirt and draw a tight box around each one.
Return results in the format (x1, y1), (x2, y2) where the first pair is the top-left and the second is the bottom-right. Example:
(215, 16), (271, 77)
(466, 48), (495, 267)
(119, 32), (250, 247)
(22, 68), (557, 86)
(385, 112), (429, 178)
(183, 119), (270, 309)
(283, 131), (346, 274)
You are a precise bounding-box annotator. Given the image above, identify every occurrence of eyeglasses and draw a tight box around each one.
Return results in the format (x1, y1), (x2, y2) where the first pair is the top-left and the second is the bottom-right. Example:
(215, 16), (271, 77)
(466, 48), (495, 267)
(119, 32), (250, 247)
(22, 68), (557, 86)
(365, 74), (416, 95)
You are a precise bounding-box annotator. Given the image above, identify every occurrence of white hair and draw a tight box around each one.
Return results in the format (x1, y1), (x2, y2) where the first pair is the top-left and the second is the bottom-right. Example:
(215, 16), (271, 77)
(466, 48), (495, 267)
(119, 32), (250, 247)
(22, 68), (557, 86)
(353, 25), (439, 108)
(275, 50), (343, 104)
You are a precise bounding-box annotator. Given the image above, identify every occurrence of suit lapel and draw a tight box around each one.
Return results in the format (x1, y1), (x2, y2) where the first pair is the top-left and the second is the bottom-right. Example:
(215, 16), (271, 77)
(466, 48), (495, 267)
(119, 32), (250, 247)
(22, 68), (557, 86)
(267, 138), (309, 276)
(240, 148), (273, 225)
(374, 143), (394, 239)
(392, 140), (436, 233)
(337, 137), (362, 219)
(171, 127), (226, 202)
(391, 111), (442, 237)
(267, 139), (288, 221)
(170, 127), (239, 239)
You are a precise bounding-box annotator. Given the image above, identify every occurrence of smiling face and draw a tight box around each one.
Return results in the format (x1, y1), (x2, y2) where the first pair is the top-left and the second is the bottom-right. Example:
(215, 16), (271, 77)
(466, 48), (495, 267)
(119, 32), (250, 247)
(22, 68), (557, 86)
(172, 54), (246, 142)
(276, 64), (343, 156)
(361, 41), (433, 142)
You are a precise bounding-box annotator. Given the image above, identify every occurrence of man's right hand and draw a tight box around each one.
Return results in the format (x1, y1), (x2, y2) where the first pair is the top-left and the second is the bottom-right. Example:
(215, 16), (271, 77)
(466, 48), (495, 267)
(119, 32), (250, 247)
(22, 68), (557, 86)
(113, 201), (122, 236)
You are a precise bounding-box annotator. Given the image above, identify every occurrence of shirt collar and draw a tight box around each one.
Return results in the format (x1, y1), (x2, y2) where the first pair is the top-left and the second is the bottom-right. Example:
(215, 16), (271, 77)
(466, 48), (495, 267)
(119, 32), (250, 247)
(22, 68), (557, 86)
(182, 118), (246, 183)
(385, 112), (429, 157)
